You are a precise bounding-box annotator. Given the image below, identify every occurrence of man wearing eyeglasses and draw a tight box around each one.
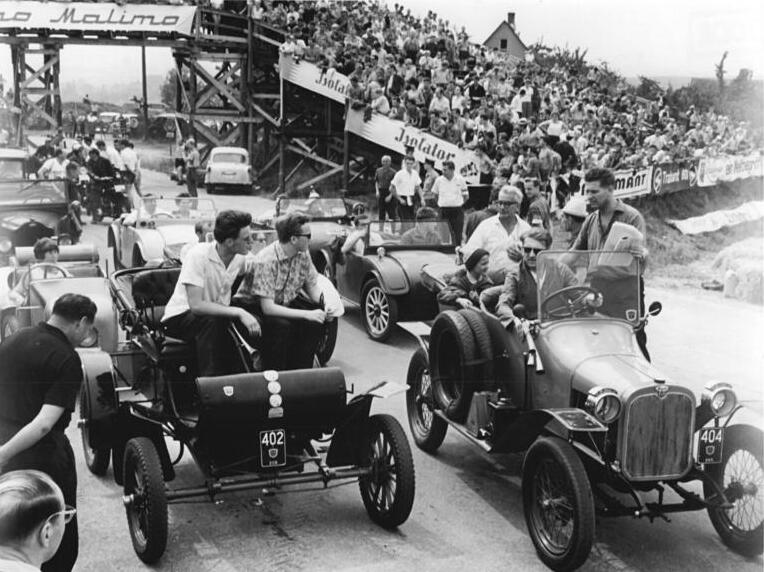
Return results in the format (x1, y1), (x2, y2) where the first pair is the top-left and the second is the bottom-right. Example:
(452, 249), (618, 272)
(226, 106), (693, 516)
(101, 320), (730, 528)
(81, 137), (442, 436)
(240, 213), (328, 370)
(0, 294), (97, 572)
(0, 470), (73, 571)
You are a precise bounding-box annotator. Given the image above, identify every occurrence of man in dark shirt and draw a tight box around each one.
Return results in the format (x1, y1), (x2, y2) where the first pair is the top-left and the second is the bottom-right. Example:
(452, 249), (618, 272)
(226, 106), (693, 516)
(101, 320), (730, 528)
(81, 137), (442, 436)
(374, 155), (397, 224)
(524, 177), (552, 231)
(0, 293), (97, 572)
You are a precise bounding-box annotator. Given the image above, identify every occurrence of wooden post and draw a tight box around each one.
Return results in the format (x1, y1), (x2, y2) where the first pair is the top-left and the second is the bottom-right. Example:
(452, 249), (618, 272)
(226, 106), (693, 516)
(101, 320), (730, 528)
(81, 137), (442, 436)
(278, 74), (285, 195)
(343, 129), (350, 190)
(141, 45), (149, 140)
(189, 55), (197, 140)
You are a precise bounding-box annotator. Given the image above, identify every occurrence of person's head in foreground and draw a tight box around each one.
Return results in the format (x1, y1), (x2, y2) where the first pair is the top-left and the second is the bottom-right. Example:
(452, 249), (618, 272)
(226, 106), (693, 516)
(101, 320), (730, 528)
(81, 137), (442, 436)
(214, 210), (253, 256)
(520, 227), (552, 271)
(464, 248), (489, 280)
(33, 238), (59, 263)
(584, 167), (616, 211)
(276, 212), (311, 254)
(0, 470), (73, 569)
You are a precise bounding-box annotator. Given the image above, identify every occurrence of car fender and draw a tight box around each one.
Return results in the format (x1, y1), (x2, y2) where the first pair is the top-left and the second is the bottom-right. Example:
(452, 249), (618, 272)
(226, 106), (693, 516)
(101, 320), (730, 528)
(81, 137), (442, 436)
(491, 408), (607, 454)
(367, 257), (410, 296)
(133, 228), (165, 262)
(78, 348), (118, 450)
(107, 222), (121, 261)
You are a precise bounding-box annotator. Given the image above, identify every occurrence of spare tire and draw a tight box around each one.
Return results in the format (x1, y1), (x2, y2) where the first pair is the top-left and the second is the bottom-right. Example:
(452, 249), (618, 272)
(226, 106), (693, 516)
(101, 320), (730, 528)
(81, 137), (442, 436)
(482, 314), (527, 407)
(458, 308), (494, 384)
(430, 310), (479, 421)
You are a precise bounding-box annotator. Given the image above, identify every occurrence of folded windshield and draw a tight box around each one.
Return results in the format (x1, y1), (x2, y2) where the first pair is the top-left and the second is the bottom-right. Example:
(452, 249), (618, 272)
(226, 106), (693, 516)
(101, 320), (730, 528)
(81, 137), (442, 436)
(367, 220), (454, 248)
(278, 198), (348, 218)
(0, 180), (67, 205)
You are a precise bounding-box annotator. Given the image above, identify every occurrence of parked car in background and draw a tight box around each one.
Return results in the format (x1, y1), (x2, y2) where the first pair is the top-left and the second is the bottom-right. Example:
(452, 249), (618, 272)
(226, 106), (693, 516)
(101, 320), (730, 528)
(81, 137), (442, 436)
(204, 146), (253, 194)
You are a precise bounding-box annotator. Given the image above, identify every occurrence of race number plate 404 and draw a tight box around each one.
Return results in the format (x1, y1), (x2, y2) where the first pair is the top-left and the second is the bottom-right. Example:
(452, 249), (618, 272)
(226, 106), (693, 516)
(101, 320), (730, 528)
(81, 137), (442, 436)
(698, 426), (724, 464)
(259, 429), (286, 468)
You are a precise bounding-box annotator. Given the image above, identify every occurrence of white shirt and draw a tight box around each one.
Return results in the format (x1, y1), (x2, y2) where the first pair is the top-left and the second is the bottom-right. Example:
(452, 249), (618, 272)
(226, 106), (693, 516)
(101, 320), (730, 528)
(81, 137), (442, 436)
(38, 158), (68, 179)
(162, 242), (249, 322)
(0, 558), (41, 572)
(104, 147), (124, 170)
(391, 168), (421, 199)
(120, 147), (139, 172)
(463, 214), (530, 275)
(432, 173), (467, 207)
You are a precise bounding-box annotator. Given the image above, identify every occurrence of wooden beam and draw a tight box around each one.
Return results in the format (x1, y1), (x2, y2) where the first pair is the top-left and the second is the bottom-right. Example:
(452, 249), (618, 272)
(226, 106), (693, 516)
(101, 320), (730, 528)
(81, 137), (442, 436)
(286, 145), (341, 170)
(251, 101), (279, 127)
(296, 166), (343, 191)
(20, 53), (59, 89)
(192, 61), (245, 112)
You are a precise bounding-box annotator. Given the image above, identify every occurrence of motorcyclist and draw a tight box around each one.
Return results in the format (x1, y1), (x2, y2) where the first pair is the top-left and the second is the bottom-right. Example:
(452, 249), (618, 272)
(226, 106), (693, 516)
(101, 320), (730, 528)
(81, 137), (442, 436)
(85, 148), (115, 220)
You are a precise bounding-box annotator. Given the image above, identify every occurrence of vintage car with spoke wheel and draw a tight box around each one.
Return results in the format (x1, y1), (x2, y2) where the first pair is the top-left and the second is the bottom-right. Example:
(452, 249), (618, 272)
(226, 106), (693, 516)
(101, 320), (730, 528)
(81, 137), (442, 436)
(330, 219), (459, 342)
(78, 264), (415, 564)
(402, 250), (763, 570)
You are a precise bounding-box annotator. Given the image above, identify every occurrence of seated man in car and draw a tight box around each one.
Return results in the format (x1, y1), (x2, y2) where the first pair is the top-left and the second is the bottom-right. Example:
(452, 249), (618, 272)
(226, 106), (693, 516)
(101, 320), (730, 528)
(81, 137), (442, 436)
(161, 210), (261, 376)
(400, 206), (443, 245)
(9, 238), (65, 306)
(173, 192), (195, 218)
(238, 213), (327, 371)
(437, 248), (493, 309)
(493, 228), (578, 325)
(121, 193), (170, 225)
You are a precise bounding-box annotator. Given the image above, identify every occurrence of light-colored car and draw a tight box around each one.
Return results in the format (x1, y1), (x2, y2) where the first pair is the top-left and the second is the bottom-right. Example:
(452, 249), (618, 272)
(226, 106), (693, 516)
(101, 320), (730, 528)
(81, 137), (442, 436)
(0, 147), (28, 180)
(108, 196), (217, 268)
(204, 146), (253, 194)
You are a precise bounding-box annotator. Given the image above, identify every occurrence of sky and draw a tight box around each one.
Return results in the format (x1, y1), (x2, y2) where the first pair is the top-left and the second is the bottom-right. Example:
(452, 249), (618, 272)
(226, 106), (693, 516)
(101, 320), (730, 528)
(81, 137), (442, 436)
(0, 0), (762, 101)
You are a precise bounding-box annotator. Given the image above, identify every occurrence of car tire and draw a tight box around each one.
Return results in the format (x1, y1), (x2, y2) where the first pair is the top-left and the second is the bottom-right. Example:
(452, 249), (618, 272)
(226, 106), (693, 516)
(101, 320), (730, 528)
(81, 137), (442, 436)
(430, 310), (478, 422)
(406, 347), (448, 453)
(123, 437), (168, 564)
(523, 436), (595, 571)
(207, 184), (215, 195)
(315, 318), (338, 366)
(359, 414), (415, 529)
(704, 424), (764, 556)
(361, 279), (398, 342)
(482, 314), (528, 405)
(458, 308), (494, 386)
(79, 390), (110, 476)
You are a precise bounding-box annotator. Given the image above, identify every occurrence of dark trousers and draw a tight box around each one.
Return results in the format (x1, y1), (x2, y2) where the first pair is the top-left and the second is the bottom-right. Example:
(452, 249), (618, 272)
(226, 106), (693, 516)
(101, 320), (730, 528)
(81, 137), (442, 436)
(186, 171), (198, 197)
(377, 192), (397, 222)
(163, 311), (246, 376)
(255, 300), (324, 371)
(1, 431), (78, 572)
(440, 206), (464, 244)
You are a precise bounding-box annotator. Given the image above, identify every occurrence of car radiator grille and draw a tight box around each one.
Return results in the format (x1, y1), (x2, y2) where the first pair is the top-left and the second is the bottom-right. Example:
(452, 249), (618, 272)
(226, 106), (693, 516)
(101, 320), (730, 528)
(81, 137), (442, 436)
(618, 386), (695, 481)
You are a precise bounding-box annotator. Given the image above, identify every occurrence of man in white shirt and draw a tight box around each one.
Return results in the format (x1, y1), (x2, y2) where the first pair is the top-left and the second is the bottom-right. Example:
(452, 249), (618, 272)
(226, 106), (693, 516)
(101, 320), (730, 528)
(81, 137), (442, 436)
(36, 149), (68, 180)
(95, 140), (124, 172)
(432, 160), (467, 244)
(390, 155), (421, 223)
(463, 185), (530, 283)
(162, 210), (260, 376)
(119, 139), (140, 206)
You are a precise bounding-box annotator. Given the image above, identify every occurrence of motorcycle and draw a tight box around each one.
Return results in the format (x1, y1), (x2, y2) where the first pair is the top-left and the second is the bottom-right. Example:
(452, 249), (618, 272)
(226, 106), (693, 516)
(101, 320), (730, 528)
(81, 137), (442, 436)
(87, 175), (130, 223)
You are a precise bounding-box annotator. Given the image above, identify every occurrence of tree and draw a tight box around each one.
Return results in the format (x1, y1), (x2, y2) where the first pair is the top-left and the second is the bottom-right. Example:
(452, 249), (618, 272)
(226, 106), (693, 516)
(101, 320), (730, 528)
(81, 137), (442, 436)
(159, 69), (177, 109)
(635, 76), (663, 101)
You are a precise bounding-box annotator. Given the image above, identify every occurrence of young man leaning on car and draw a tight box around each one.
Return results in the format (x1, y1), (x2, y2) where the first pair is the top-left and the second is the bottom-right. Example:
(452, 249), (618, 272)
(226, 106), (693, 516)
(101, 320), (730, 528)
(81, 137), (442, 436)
(161, 210), (261, 376)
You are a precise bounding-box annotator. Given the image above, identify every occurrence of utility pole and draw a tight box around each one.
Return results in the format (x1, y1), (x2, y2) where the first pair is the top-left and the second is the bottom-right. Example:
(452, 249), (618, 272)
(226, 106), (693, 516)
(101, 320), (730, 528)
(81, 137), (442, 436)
(141, 45), (149, 140)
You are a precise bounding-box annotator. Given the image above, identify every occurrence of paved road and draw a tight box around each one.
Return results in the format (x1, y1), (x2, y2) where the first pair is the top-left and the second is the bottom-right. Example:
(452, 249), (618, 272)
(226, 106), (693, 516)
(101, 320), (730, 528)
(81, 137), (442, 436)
(70, 172), (763, 571)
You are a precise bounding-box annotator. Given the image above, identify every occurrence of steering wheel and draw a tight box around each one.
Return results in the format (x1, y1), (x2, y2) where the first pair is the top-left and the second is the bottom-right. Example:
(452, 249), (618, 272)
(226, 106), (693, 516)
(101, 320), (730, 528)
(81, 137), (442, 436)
(28, 263), (73, 280)
(541, 285), (601, 319)
(153, 212), (177, 219)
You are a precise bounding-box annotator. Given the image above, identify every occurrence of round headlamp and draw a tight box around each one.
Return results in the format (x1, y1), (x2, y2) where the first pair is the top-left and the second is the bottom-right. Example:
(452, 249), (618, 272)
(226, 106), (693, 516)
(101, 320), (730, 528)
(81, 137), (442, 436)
(702, 381), (737, 417)
(585, 387), (622, 424)
(0, 239), (12, 254)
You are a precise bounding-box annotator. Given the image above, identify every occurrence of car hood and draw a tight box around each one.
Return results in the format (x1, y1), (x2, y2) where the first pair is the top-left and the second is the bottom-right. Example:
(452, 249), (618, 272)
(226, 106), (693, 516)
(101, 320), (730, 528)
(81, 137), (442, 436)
(537, 319), (667, 395)
(153, 224), (196, 246)
(386, 250), (457, 288)
(0, 208), (64, 233)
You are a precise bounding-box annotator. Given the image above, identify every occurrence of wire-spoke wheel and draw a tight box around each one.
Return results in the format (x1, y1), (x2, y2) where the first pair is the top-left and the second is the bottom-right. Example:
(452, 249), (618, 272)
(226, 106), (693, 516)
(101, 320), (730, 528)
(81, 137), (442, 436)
(406, 348), (447, 453)
(361, 279), (398, 341)
(79, 390), (110, 476)
(523, 437), (595, 571)
(123, 437), (168, 564)
(705, 424), (764, 556)
(359, 414), (415, 529)
(315, 318), (338, 366)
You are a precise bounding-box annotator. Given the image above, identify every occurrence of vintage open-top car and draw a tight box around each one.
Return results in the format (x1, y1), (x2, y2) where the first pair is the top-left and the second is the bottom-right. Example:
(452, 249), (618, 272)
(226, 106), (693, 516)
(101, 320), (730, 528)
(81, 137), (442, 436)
(108, 196), (217, 268)
(77, 263), (415, 564)
(402, 249), (763, 570)
(0, 243), (115, 346)
(329, 219), (459, 341)
(0, 179), (81, 265)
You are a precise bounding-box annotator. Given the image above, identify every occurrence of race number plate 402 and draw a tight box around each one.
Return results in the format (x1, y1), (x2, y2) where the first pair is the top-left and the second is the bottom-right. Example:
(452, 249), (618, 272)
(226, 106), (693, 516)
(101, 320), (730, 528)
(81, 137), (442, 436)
(259, 429), (286, 468)
(697, 426), (724, 464)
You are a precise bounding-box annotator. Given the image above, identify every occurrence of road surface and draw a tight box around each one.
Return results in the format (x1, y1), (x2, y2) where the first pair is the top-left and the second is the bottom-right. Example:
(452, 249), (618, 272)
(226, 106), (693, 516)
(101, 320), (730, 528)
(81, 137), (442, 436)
(69, 171), (762, 571)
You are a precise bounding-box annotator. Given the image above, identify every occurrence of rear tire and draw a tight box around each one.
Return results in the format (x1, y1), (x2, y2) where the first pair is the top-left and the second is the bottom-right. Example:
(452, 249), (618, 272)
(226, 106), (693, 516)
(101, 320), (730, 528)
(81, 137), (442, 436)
(79, 390), (110, 476)
(133, 246), (146, 268)
(406, 347), (447, 453)
(430, 310), (479, 421)
(315, 318), (338, 366)
(359, 414), (415, 529)
(523, 436), (595, 571)
(123, 437), (168, 564)
(704, 424), (764, 556)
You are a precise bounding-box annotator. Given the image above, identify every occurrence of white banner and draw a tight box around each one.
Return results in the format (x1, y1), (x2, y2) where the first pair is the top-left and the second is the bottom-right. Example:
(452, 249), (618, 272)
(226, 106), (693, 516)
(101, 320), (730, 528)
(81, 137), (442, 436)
(345, 108), (481, 184)
(697, 153), (764, 187)
(612, 167), (652, 199)
(279, 55), (350, 104)
(668, 201), (764, 235)
(0, 1), (196, 35)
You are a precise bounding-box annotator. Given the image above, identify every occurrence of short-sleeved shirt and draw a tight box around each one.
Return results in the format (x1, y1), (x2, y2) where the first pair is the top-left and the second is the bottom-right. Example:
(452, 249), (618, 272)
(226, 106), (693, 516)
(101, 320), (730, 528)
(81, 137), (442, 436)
(240, 241), (317, 306)
(571, 200), (646, 252)
(391, 168), (421, 198)
(432, 173), (467, 207)
(162, 242), (249, 322)
(375, 165), (396, 193)
(0, 323), (82, 438)
(463, 214), (531, 275)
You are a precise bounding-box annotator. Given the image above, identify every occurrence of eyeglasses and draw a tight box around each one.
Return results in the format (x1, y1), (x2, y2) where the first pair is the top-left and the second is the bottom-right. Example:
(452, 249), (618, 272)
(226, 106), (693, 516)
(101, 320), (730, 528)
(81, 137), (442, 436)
(523, 247), (544, 255)
(497, 200), (519, 207)
(294, 233), (312, 240)
(47, 506), (77, 525)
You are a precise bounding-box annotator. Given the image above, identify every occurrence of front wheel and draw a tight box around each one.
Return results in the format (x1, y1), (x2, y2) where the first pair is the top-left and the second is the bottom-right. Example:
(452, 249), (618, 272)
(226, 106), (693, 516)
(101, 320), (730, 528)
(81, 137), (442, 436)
(704, 424), (764, 556)
(123, 437), (168, 564)
(406, 347), (447, 453)
(523, 436), (595, 571)
(79, 391), (110, 476)
(361, 279), (398, 342)
(359, 414), (415, 529)
(315, 318), (338, 366)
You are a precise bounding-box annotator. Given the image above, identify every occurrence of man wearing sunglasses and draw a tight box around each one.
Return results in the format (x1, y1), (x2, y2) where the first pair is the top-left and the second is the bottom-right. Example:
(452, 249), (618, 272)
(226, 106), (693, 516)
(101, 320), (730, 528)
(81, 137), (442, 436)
(240, 213), (327, 370)
(0, 470), (72, 571)
(0, 294), (97, 572)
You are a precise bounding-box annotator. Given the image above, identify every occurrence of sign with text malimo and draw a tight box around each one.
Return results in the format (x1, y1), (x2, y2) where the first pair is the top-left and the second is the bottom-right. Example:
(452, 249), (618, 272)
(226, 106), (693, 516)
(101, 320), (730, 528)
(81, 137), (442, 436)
(279, 55), (350, 104)
(0, 1), (196, 35)
(697, 153), (764, 187)
(345, 108), (481, 184)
